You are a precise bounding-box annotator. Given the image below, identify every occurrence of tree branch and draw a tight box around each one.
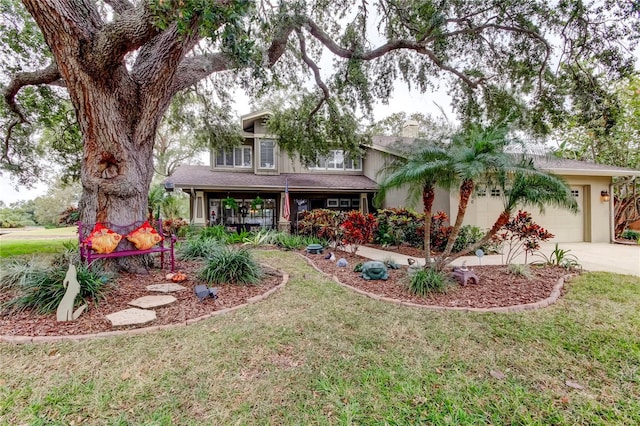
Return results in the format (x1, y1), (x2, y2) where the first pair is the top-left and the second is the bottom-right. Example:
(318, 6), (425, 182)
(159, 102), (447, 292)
(103, 0), (134, 14)
(296, 29), (329, 120)
(3, 62), (62, 123)
(303, 18), (481, 88)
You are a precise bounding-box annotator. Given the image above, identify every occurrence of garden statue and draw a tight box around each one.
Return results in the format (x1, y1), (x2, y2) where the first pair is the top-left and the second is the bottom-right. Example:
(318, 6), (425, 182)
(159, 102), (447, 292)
(360, 261), (389, 280)
(56, 264), (88, 322)
(337, 258), (348, 267)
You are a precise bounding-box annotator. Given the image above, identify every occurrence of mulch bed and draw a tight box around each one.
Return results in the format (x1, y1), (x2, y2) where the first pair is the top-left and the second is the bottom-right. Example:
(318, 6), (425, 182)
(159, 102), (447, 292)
(0, 249), (572, 337)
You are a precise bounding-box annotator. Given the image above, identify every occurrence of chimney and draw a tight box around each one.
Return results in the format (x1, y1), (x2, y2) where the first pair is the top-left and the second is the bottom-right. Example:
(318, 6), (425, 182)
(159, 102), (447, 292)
(402, 120), (419, 138)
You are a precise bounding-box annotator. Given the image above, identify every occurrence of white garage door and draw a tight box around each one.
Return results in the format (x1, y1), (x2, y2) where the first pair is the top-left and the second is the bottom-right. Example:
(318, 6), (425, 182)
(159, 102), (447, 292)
(530, 186), (584, 243)
(466, 186), (585, 243)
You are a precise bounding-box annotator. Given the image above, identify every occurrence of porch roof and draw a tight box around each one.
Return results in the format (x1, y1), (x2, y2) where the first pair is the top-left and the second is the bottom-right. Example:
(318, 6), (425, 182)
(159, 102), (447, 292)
(168, 166), (379, 193)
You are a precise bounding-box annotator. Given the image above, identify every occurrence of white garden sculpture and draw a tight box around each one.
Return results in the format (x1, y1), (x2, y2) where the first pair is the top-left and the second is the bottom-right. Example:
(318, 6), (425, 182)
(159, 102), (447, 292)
(56, 264), (88, 322)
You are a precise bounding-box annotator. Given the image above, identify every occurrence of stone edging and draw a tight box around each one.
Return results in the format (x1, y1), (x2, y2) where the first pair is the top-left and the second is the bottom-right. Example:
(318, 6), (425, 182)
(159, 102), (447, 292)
(0, 272), (289, 345)
(297, 252), (570, 313)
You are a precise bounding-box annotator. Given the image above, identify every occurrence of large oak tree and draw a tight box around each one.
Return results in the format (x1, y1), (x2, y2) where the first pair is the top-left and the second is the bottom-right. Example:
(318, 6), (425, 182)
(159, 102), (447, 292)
(2, 0), (638, 267)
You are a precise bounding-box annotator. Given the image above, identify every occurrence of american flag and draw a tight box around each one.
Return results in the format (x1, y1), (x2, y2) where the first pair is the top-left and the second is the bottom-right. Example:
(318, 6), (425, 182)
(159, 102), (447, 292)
(283, 176), (291, 221)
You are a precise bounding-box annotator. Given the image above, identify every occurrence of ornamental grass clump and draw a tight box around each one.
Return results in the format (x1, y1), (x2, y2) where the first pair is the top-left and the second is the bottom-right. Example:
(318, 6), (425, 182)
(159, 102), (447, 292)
(198, 246), (262, 285)
(405, 266), (454, 296)
(0, 258), (112, 315)
(177, 237), (223, 260)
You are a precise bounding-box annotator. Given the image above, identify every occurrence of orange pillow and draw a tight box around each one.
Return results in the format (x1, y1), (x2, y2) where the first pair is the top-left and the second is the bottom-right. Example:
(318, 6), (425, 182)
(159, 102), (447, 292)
(126, 221), (163, 250)
(84, 223), (122, 254)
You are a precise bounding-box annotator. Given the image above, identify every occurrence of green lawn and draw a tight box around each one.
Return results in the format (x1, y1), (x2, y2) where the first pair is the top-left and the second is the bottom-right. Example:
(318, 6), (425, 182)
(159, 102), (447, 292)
(0, 239), (76, 257)
(1, 250), (639, 424)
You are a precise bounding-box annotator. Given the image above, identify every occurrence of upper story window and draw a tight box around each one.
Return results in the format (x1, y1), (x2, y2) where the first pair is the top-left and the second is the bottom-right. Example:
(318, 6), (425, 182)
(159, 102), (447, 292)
(312, 150), (362, 171)
(259, 139), (276, 169)
(216, 146), (252, 168)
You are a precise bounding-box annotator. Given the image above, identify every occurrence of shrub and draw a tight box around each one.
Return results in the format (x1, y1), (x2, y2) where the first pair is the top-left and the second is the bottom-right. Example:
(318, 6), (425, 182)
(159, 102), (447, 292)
(297, 209), (342, 247)
(198, 246), (262, 285)
(405, 266), (453, 296)
(507, 263), (532, 279)
(494, 210), (554, 264)
(452, 225), (485, 253)
(374, 208), (424, 248)
(0, 259), (112, 315)
(177, 238), (223, 260)
(340, 210), (377, 253)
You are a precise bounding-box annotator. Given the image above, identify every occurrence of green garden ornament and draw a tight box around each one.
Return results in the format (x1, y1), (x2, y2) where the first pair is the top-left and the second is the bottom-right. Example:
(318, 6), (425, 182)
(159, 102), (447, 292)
(360, 261), (389, 280)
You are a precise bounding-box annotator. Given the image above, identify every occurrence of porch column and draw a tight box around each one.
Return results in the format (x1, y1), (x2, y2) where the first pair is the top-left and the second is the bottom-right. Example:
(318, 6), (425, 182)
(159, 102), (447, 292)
(278, 191), (291, 233)
(193, 191), (206, 226)
(360, 193), (369, 214)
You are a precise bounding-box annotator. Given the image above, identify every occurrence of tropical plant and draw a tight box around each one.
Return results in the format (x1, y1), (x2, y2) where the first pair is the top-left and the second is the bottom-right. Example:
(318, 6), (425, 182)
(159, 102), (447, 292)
(533, 244), (582, 271)
(340, 210), (377, 254)
(198, 225), (229, 241)
(374, 139), (452, 264)
(198, 246), (262, 285)
(493, 211), (555, 265)
(297, 209), (342, 248)
(405, 266), (453, 296)
(443, 159), (578, 266)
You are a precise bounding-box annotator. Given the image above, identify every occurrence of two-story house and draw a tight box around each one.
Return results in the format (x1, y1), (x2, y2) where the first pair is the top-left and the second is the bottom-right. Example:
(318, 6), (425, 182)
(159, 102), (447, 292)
(168, 110), (640, 242)
(168, 110), (378, 232)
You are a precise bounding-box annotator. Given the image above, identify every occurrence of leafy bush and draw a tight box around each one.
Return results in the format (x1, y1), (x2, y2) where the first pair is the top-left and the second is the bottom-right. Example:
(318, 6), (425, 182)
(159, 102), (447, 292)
(297, 209), (342, 247)
(340, 210), (377, 253)
(374, 208), (424, 248)
(198, 246), (262, 285)
(493, 211), (554, 264)
(176, 238), (223, 260)
(242, 229), (280, 247)
(405, 266), (453, 296)
(0, 259), (112, 315)
(452, 225), (486, 253)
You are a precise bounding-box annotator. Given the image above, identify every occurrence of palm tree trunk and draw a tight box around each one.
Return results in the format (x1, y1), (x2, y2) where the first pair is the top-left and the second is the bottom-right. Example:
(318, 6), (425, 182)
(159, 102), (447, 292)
(422, 183), (435, 265)
(436, 179), (474, 269)
(443, 209), (512, 265)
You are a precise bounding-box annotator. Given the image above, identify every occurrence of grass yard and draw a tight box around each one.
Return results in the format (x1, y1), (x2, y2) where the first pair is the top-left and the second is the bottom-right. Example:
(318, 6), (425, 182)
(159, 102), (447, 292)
(0, 239), (76, 258)
(1, 250), (639, 424)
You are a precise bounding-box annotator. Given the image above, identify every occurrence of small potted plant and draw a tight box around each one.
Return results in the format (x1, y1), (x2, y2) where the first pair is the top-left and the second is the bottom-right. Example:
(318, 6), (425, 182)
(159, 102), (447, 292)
(222, 196), (238, 211)
(251, 195), (264, 210)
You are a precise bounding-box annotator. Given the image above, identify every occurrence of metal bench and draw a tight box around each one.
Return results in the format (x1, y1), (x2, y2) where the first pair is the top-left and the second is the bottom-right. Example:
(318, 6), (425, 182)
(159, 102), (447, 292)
(78, 219), (176, 271)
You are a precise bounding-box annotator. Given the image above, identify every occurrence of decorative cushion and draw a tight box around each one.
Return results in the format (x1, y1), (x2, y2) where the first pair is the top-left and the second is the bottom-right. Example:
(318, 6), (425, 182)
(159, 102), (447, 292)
(84, 223), (122, 254)
(126, 221), (163, 250)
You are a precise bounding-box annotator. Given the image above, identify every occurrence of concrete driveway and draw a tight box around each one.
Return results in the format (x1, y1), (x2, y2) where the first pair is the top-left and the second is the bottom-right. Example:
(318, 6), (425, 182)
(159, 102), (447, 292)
(357, 242), (640, 277)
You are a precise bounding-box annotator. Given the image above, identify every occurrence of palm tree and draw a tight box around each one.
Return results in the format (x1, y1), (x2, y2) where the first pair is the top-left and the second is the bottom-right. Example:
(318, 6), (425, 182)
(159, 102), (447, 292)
(435, 124), (514, 269)
(374, 142), (452, 264)
(441, 160), (578, 265)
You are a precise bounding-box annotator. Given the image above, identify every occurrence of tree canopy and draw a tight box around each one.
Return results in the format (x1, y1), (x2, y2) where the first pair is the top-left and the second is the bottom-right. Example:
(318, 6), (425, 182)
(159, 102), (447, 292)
(1, 0), (638, 210)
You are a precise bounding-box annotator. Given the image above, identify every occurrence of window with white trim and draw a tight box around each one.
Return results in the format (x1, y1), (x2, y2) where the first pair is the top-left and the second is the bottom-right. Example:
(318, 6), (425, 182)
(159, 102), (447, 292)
(259, 139), (275, 169)
(216, 146), (252, 168)
(312, 150), (362, 171)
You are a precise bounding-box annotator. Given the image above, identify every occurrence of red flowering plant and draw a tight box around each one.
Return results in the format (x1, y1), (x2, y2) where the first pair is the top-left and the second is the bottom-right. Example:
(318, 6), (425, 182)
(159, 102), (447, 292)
(340, 210), (378, 254)
(493, 210), (554, 264)
(430, 211), (452, 253)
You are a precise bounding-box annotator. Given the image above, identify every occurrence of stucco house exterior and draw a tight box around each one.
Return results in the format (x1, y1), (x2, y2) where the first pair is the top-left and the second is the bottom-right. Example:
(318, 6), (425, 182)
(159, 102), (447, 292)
(168, 110), (640, 243)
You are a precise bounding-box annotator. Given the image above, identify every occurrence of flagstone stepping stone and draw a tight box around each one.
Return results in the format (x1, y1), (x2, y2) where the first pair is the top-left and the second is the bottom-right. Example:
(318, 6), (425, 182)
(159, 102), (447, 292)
(146, 283), (187, 293)
(128, 295), (177, 309)
(105, 308), (156, 327)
